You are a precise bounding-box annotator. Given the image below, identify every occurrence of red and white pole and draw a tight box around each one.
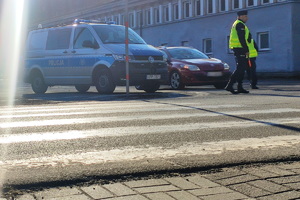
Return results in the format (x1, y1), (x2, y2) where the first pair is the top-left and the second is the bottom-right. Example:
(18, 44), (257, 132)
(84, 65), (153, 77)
(125, 0), (130, 95)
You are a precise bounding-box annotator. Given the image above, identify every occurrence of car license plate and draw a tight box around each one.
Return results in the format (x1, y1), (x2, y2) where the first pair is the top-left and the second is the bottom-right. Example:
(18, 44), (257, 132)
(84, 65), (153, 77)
(146, 74), (161, 80)
(207, 72), (223, 77)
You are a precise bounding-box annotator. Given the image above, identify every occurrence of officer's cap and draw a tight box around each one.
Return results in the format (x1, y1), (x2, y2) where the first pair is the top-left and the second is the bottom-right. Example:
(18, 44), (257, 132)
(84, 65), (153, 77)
(237, 10), (248, 16)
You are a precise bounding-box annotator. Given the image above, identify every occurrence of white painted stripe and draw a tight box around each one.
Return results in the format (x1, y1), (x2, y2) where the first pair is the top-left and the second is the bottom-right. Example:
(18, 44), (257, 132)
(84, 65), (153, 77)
(0, 117), (299, 144)
(0, 105), (242, 119)
(1, 135), (300, 168)
(0, 108), (299, 128)
(0, 103), (243, 114)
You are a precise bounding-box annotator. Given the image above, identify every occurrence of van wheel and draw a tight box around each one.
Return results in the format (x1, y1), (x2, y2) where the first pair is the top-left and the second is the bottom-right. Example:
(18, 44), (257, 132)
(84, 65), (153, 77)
(95, 69), (116, 94)
(31, 72), (48, 94)
(75, 85), (90, 93)
(136, 83), (160, 93)
(135, 85), (144, 90)
(170, 71), (185, 90)
(144, 83), (160, 93)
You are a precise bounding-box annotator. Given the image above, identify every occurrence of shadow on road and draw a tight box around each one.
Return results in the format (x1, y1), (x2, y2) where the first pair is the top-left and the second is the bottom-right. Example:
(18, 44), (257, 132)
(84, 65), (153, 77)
(17, 91), (189, 105)
(147, 101), (300, 133)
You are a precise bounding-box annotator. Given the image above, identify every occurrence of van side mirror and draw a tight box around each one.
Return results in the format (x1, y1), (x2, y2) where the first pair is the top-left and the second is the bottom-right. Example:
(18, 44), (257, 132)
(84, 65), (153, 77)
(82, 40), (99, 49)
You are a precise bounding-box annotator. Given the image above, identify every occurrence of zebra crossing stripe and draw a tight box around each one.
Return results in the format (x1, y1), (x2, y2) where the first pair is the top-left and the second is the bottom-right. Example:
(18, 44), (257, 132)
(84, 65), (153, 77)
(0, 117), (299, 144)
(0, 108), (299, 128)
(1, 135), (300, 169)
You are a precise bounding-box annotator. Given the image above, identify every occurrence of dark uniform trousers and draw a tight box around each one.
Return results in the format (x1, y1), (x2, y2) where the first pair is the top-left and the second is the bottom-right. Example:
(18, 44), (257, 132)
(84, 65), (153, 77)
(246, 57), (257, 87)
(227, 49), (248, 89)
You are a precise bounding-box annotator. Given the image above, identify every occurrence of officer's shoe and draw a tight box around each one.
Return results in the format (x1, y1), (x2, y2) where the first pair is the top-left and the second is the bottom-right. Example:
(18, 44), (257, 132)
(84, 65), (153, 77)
(251, 85), (259, 89)
(237, 88), (249, 93)
(225, 86), (238, 94)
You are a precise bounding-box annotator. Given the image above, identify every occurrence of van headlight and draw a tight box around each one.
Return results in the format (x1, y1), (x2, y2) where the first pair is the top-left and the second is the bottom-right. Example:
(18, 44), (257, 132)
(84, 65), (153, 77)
(113, 54), (126, 61)
(180, 64), (200, 71)
(223, 63), (230, 70)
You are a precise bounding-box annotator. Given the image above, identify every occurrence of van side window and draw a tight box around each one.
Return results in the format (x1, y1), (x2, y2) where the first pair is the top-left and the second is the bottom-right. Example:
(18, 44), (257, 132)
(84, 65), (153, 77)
(74, 28), (98, 49)
(46, 28), (71, 50)
(28, 31), (47, 50)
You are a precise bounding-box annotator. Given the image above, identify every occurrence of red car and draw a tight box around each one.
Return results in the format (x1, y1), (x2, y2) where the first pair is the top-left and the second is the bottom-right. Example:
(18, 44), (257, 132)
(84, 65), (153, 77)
(158, 47), (231, 90)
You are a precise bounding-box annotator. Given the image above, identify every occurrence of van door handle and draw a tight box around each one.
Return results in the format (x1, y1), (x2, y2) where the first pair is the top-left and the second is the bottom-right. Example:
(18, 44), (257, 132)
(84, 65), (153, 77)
(63, 50), (68, 54)
(71, 50), (76, 53)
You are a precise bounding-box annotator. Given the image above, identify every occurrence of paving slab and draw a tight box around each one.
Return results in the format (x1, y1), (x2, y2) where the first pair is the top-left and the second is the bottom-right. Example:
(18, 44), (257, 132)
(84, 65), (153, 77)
(80, 185), (114, 199)
(103, 183), (136, 196)
(228, 183), (271, 198)
(164, 177), (199, 190)
(34, 187), (83, 200)
(145, 192), (176, 200)
(257, 190), (300, 200)
(167, 190), (200, 200)
(2, 161), (300, 200)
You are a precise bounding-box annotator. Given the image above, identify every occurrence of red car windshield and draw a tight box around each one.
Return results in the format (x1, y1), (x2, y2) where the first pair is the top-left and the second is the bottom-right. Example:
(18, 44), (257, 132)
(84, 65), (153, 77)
(168, 48), (209, 60)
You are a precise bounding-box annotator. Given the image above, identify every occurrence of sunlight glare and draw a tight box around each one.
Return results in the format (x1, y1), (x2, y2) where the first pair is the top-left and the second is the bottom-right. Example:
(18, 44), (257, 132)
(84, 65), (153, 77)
(0, 0), (28, 195)
(0, 0), (27, 106)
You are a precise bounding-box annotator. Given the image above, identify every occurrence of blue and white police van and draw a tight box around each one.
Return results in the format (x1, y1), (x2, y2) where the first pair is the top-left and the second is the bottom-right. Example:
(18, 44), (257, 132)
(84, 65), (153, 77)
(24, 19), (168, 94)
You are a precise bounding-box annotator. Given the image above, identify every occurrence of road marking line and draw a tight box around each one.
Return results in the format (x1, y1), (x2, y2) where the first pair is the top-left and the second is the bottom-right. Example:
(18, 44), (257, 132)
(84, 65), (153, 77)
(1, 135), (300, 168)
(0, 117), (299, 144)
(0, 105), (242, 119)
(0, 104), (242, 114)
(0, 108), (299, 128)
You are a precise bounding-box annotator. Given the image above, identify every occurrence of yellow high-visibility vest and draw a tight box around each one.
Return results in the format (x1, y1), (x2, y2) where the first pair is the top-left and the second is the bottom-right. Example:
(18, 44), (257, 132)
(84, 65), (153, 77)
(229, 20), (258, 58)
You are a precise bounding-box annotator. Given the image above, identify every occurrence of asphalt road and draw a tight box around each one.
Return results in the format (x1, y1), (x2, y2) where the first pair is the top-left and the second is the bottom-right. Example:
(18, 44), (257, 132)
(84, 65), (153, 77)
(0, 79), (300, 191)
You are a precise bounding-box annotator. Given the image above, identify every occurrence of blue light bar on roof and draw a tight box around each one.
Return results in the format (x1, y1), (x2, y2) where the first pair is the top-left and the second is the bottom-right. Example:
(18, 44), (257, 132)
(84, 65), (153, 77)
(74, 19), (116, 25)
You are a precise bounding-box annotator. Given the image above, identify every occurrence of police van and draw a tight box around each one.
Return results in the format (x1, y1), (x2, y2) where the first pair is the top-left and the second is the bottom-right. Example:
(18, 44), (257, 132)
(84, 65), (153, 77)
(24, 19), (168, 94)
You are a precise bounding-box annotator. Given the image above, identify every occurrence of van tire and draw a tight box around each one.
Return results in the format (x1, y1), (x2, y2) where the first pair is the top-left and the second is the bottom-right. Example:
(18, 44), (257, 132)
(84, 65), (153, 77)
(95, 69), (116, 94)
(144, 83), (160, 93)
(31, 72), (48, 94)
(75, 85), (90, 93)
(135, 83), (160, 93)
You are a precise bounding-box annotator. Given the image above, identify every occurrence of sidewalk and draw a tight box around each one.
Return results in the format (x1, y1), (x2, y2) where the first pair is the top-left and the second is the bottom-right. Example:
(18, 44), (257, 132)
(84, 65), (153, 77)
(2, 161), (300, 200)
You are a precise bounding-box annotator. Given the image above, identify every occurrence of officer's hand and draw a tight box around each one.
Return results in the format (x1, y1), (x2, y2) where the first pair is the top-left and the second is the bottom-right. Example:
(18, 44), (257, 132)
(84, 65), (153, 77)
(246, 52), (249, 58)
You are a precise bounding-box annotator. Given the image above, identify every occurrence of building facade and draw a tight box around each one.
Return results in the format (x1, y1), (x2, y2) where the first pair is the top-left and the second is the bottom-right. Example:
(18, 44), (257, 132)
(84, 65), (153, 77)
(28, 0), (300, 76)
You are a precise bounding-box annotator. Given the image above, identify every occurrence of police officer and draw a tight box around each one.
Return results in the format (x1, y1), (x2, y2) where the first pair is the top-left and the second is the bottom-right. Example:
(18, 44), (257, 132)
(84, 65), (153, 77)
(225, 10), (258, 94)
(246, 41), (259, 89)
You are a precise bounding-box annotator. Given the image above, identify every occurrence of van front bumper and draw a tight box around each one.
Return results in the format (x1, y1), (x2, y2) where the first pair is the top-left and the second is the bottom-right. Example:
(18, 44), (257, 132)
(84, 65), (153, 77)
(110, 61), (168, 86)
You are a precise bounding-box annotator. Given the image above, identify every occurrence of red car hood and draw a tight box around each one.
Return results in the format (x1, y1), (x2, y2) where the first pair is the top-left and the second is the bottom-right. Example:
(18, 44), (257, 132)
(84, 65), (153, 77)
(172, 58), (225, 71)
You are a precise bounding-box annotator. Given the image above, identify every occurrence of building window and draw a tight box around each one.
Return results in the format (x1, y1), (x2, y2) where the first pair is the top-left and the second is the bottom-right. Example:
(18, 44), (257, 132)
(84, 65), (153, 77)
(203, 38), (212, 55)
(258, 32), (270, 50)
(173, 3), (179, 20)
(181, 41), (189, 46)
(232, 0), (240, 9)
(129, 13), (134, 27)
(120, 15), (125, 25)
(114, 15), (119, 25)
(183, 1), (191, 18)
(207, 0), (213, 14)
(137, 11), (143, 27)
(247, 0), (254, 6)
(164, 5), (170, 22)
(145, 9), (151, 25)
(219, 0), (226, 11)
(154, 8), (160, 24)
(195, 0), (201, 16)
(262, 0), (270, 4)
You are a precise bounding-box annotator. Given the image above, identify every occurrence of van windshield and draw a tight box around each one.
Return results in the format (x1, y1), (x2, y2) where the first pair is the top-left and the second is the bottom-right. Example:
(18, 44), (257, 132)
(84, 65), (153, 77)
(92, 25), (146, 44)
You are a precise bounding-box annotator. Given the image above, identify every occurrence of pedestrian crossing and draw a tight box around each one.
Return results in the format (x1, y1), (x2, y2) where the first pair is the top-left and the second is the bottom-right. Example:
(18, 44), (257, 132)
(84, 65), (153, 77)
(0, 101), (300, 170)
